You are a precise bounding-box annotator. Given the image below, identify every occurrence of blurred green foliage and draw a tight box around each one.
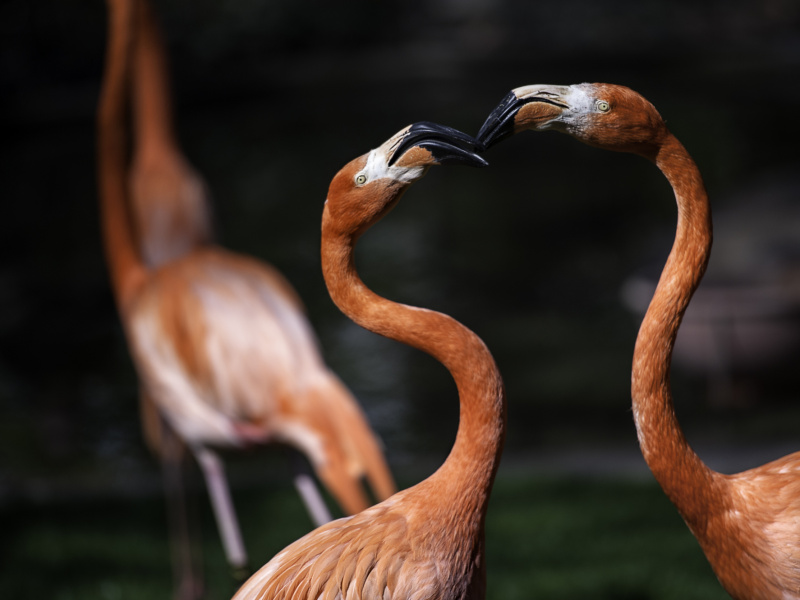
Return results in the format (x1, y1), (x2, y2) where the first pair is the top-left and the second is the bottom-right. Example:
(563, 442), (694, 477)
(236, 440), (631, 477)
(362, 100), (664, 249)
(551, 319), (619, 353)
(1, 473), (728, 600)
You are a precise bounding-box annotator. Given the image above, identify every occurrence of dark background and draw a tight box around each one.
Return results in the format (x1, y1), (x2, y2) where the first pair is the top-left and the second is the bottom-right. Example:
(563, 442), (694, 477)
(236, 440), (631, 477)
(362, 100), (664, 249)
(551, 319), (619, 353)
(2, 0), (799, 522)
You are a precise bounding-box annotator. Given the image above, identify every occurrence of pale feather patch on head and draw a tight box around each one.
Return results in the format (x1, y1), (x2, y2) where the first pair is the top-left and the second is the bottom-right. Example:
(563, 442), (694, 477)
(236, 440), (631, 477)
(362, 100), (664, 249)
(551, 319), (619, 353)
(356, 126), (428, 186)
(570, 83), (603, 111)
(556, 85), (596, 134)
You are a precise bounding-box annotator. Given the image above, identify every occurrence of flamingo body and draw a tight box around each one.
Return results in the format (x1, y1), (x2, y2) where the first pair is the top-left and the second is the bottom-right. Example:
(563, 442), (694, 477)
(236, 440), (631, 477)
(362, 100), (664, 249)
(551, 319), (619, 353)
(236, 490), (479, 600)
(704, 458), (800, 600)
(126, 246), (389, 509)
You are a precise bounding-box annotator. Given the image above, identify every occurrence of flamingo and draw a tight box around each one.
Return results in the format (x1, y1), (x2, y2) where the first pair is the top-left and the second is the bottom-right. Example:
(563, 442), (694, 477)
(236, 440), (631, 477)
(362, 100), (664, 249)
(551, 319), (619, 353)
(232, 121), (501, 600)
(478, 82), (800, 600)
(98, 0), (396, 587)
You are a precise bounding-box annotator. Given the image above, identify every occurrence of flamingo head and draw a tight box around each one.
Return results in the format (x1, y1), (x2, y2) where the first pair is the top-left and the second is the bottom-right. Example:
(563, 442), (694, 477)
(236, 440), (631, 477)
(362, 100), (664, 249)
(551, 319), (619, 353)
(478, 83), (668, 159)
(324, 121), (487, 238)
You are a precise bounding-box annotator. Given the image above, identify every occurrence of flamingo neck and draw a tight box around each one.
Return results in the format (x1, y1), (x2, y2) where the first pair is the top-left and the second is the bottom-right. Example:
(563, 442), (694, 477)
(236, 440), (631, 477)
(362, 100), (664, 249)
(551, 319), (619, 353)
(631, 132), (717, 527)
(320, 215), (506, 523)
(98, 0), (146, 311)
(131, 0), (178, 165)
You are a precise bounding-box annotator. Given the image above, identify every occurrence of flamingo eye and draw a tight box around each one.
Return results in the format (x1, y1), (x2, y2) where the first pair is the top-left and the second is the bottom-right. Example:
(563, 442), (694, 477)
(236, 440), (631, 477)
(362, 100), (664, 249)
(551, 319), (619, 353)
(355, 174), (367, 186)
(597, 100), (610, 112)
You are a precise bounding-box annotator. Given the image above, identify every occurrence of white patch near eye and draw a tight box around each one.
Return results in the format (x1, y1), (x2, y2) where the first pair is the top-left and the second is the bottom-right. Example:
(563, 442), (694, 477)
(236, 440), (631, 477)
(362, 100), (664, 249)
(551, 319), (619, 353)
(361, 143), (426, 185)
(566, 84), (597, 113)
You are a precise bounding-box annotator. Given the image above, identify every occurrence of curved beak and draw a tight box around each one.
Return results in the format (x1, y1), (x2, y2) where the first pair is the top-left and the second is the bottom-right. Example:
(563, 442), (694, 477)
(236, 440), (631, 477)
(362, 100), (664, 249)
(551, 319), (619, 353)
(477, 85), (570, 149)
(389, 121), (488, 168)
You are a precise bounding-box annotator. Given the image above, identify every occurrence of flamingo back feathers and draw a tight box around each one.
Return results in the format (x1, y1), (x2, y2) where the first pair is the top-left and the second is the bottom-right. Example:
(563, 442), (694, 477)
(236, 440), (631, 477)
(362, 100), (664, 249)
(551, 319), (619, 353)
(708, 454), (800, 600)
(233, 499), (459, 600)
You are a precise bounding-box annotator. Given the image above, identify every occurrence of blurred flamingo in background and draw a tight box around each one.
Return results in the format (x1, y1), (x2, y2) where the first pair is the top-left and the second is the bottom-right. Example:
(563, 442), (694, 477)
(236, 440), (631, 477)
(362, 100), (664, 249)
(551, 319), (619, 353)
(98, 0), (396, 595)
(126, 5), (216, 593)
(233, 122), (501, 600)
(479, 82), (800, 600)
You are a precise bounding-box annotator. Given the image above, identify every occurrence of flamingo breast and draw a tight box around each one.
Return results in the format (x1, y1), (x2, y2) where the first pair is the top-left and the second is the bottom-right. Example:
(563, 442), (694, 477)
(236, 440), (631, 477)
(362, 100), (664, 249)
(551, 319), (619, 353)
(127, 249), (331, 447)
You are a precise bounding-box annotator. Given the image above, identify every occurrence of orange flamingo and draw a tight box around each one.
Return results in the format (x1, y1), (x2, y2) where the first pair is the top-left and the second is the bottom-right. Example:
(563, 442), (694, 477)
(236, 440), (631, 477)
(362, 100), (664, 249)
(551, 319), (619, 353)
(478, 82), (800, 600)
(98, 0), (396, 585)
(232, 122), (501, 600)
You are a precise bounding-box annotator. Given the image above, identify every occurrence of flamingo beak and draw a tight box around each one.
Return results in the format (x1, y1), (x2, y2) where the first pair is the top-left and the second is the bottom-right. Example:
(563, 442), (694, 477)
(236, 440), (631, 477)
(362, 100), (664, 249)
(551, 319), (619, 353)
(389, 121), (488, 168)
(476, 91), (526, 149)
(477, 86), (570, 149)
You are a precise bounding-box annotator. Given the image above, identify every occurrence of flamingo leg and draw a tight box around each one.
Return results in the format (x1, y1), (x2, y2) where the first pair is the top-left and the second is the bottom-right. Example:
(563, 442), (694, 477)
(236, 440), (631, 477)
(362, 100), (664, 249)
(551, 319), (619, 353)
(160, 426), (204, 600)
(192, 446), (249, 578)
(288, 450), (332, 526)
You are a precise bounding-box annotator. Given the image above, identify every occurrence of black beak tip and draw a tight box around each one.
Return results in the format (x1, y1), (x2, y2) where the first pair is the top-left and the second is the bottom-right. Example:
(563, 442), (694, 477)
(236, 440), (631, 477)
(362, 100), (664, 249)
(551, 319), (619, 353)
(477, 90), (522, 149)
(475, 118), (498, 147)
(477, 124), (512, 150)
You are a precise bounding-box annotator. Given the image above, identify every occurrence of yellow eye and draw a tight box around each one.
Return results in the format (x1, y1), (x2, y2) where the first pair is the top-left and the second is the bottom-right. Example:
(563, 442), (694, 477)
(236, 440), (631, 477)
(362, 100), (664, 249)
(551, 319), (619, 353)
(355, 174), (367, 185)
(597, 100), (610, 112)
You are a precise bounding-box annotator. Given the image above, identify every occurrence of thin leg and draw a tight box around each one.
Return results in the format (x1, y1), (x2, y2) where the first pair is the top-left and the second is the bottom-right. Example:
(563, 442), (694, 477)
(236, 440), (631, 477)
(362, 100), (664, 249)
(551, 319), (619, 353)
(288, 450), (332, 527)
(193, 446), (249, 577)
(161, 427), (204, 600)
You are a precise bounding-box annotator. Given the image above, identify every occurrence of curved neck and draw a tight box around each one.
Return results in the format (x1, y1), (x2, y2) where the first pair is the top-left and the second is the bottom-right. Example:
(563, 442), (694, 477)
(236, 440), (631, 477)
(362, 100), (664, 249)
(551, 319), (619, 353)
(321, 217), (506, 519)
(98, 0), (146, 310)
(131, 0), (178, 164)
(632, 133), (717, 526)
